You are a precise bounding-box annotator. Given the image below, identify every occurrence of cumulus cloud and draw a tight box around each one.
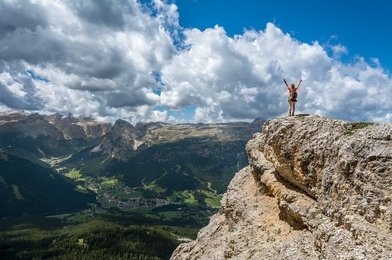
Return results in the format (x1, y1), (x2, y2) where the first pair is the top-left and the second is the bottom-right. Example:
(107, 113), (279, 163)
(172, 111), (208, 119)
(160, 23), (392, 122)
(0, 62), (43, 110)
(0, 0), (177, 122)
(0, 0), (391, 123)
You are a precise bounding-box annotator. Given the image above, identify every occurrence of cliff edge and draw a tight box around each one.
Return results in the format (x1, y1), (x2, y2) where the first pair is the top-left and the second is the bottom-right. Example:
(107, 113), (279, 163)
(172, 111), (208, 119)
(171, 115), (392, 260)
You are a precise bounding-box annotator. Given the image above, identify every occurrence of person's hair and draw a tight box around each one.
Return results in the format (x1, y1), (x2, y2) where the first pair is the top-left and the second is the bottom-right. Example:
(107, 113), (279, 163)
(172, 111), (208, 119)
(291, 84), (295, 88)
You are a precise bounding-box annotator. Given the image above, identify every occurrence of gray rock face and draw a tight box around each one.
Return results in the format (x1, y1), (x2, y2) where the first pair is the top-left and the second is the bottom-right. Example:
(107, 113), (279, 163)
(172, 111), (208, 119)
(171, 115), (392, 260)
(97, 120), (263, 160)
(0, 112), (64, 140)
(97, 119), (142, 160)
(0, 111), (111, 142)
(0, 111), (114, 159)
(44, 113), (111, 141)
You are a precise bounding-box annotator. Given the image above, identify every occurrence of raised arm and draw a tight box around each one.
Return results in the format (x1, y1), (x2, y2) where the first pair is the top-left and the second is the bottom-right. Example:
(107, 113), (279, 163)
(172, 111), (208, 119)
(283, 79), (289, 87)
(297, 79), (303, 89)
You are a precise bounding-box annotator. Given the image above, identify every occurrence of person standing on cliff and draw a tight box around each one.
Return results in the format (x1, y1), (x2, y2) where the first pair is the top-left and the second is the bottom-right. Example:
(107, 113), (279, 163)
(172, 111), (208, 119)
(283, 79), (302, 116)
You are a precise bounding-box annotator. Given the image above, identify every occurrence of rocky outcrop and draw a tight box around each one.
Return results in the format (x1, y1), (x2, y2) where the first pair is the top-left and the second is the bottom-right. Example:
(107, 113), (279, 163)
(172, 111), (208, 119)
(171, 115), (392, 260)
(0, 112), (63, 140)
(96, 119), (264, 160)
(44, 113), (111, 141)
(0, 111), (111, 143)
(96, 119), (142, 159)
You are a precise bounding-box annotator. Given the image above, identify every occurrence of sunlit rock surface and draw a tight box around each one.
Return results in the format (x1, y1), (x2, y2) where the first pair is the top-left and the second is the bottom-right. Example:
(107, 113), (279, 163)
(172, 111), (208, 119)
(172, 115), (392, 260)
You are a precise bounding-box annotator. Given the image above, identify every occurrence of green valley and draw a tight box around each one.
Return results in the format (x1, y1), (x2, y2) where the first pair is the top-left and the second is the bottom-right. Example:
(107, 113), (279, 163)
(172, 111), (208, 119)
(0, 111), (263, 259)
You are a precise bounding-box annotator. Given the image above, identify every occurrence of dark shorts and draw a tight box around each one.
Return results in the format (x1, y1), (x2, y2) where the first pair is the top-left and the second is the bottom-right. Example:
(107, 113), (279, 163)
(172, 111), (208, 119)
(288, 99), (297, 104)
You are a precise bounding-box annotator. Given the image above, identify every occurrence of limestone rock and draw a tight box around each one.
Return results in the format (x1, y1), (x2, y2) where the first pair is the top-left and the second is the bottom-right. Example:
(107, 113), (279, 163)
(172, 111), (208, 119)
(97, 119), (142, 159)
(44, 113), (111, 141)
(0, 112), (63, 140)
(171, 115), (392, 260)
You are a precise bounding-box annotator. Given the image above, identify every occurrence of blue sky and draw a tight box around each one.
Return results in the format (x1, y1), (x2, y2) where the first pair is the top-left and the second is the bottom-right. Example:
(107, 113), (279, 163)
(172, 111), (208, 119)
(0, 0), (391, 123)
(173, 0), (392, 72)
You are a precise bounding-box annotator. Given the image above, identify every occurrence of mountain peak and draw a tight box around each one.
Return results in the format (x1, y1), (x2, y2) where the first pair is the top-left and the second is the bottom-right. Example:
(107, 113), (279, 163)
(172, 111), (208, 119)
(113, 119), (133, 128)
(172, 115), (392, 259)
(97, 119), (142, 159)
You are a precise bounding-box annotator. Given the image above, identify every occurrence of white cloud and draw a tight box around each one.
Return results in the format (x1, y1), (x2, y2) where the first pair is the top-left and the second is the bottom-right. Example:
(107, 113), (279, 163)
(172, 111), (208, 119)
(0, 0), (177, 122)
(0, 1), (391, 123)
(160, 23), (392, 122)
(0, 71), (26, 98)
(150, 109), (168, 122)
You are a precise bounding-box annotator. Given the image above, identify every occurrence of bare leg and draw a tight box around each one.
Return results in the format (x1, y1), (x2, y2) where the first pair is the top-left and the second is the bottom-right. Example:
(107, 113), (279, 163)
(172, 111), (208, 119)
(292, 102), (296, 116)
(288, 102), (292, 116)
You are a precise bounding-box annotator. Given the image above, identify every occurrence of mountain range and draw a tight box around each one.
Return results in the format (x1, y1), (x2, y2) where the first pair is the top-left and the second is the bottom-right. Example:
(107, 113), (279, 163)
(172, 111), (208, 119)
(0, 111), (263, 218)
(0, 110), (263, 258)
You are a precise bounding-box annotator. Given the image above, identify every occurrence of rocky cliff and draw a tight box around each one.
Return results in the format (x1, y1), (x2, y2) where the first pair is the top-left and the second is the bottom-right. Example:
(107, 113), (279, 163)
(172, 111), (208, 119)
(96, 119), (142, 159)
(171, 115), (392, 260)
(94, 119), (262, 161)
(0, 111), (112, 159)
(0, 111), (111, 142)
(44, 113), (111, 141)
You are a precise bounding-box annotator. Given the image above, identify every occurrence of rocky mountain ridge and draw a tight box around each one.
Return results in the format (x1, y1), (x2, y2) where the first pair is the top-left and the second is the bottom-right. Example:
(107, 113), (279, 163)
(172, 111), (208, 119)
(172, 115), (392, 259)
(93, 118), (263, 160)
(0, 111), (112, 161)
(0, 111), (111, 141)
(44, 113), (112, 141)
(0, 111), (263, 161)
(0, 112), (63, 140)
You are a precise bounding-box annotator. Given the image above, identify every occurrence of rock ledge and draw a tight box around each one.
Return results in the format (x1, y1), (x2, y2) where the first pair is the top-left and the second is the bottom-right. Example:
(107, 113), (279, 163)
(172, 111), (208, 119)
(171, 115), (392, 260)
